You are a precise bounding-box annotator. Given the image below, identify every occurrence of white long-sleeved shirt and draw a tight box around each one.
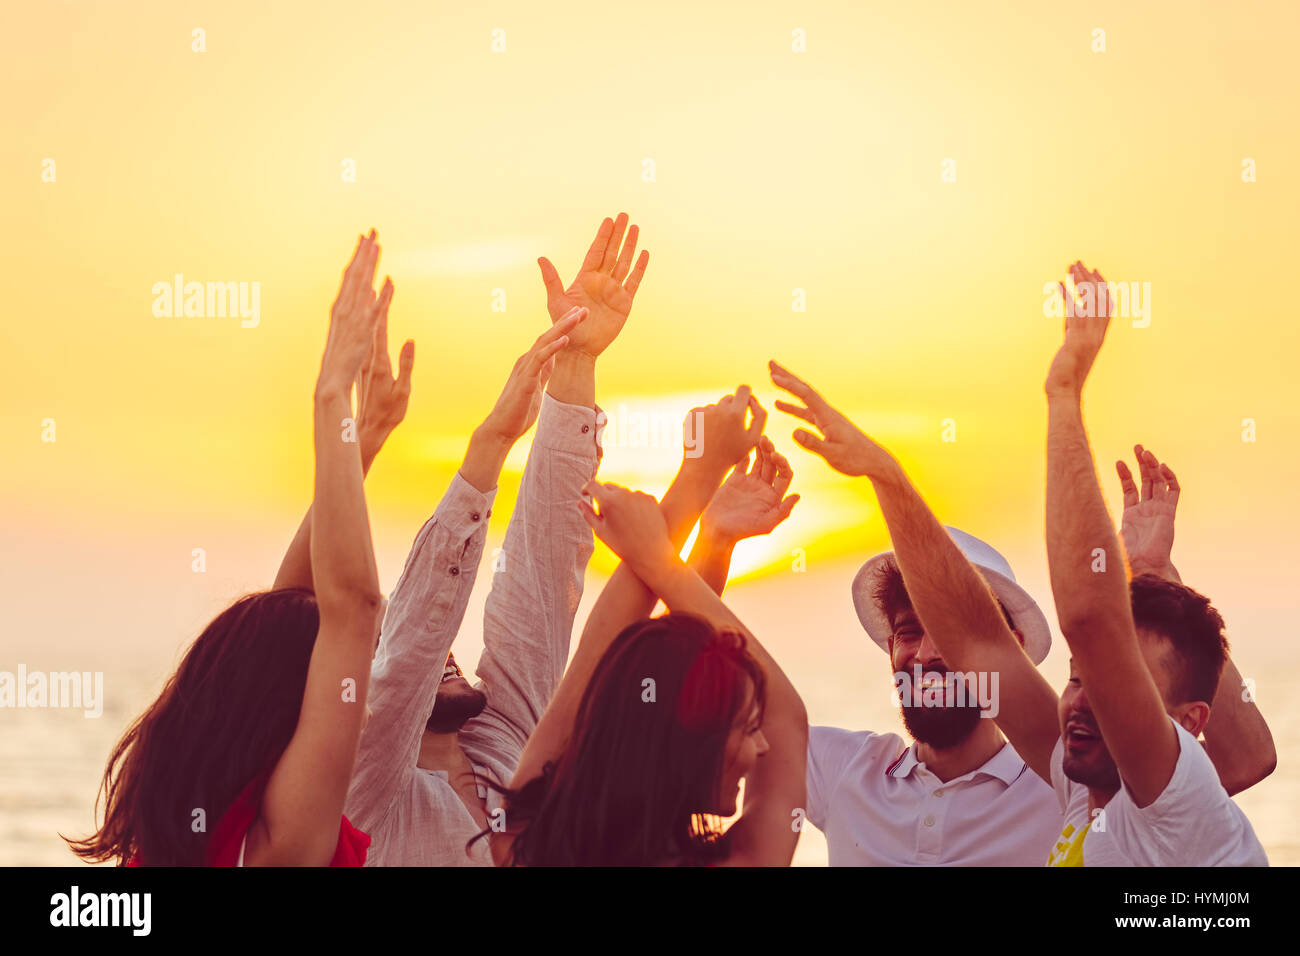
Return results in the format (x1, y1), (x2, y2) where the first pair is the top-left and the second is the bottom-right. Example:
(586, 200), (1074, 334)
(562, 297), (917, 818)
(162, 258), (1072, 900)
(345, 395), (602, 865)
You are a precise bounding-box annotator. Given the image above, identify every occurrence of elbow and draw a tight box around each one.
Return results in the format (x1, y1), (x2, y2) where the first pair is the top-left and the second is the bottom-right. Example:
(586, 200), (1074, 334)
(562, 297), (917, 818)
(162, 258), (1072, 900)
(1245, 749), (1278, 793)
(318, 584), (384, 620)
(1056, 607), (1128, 647)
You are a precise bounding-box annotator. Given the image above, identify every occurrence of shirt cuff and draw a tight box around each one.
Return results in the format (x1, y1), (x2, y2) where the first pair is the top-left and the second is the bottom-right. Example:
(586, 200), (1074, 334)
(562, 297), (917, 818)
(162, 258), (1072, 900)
(536, 392), (605, 458)
(435, 471), (499, 541)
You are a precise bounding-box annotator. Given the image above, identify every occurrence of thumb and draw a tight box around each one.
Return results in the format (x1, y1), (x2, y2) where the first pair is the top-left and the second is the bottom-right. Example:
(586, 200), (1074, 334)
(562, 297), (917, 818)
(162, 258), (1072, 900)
(538, 257), (565, 300)
(777, 494), (800, 521)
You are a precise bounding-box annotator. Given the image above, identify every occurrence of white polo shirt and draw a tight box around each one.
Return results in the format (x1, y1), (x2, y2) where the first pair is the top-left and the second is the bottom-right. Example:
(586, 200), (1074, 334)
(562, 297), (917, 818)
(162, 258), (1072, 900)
(807, 725), (1064, 866)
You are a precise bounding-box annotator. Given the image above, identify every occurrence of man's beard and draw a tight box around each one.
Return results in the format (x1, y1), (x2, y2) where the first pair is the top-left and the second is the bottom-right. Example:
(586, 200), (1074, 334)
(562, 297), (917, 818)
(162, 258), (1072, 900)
(898, 665), (982, 748)
(900, 699), (982, 748)
(426, 685), (488, 734)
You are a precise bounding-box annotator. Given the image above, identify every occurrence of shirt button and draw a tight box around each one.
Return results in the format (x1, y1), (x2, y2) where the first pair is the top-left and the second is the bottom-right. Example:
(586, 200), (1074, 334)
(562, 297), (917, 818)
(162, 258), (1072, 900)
(581, 424), (590, 434)
(470, 512), (480, 521)
(449, 567), (460, 576)
(934, 790), (943, 798)
(923, 816), (935, 827)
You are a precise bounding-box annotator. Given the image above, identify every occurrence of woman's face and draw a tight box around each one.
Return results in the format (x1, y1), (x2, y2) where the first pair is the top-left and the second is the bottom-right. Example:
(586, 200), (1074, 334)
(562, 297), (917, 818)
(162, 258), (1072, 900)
(715, 682), (768, 815)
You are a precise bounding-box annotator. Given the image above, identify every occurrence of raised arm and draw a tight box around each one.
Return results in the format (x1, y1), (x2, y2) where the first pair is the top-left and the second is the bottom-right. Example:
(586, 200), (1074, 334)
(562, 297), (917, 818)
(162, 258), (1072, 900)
(1045, 261), (1177, 809)
(577, 482), (808, 866)
(273, 287), (415, 593)
(688, 436), (799, 595)
(251, 231), (386, 865)
(507, 387), (764, 796)
(345, 309), (588, 830)
(769, 360), (1061, 782)
(1115, 445), (1276, 795)
(464, 216), (648, 754)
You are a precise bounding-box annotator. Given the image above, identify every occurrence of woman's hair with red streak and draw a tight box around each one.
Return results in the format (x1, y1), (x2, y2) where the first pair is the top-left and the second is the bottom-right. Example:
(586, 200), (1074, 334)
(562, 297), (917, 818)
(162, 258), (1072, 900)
(65, 588), (321, 865)
(491, 611), (766, 866)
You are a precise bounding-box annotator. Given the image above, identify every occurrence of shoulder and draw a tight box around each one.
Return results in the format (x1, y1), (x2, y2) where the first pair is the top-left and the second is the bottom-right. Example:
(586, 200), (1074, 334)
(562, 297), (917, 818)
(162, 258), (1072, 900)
(809, 726), (904, 772)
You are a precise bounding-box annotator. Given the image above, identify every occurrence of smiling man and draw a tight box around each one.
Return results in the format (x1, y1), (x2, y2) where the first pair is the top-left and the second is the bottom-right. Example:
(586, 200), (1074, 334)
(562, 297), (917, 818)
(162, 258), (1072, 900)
(768, 260), (1273, 867)
(802, 531), (1065, 867)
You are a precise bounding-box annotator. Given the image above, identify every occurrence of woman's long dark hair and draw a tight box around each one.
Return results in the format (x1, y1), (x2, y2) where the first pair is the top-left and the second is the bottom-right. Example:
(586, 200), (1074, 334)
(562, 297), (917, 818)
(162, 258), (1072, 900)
(492, 612), (766, 866)
(65, 588), (321, 865)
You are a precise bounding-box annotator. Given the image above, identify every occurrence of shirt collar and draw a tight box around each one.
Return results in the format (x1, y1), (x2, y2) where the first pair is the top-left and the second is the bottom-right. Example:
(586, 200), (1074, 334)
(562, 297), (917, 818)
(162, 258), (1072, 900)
(887, 741), (1028, 786)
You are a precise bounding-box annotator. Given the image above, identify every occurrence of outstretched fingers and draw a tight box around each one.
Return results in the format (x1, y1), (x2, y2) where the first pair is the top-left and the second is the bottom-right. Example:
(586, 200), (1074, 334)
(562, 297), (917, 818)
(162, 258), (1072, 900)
(396, 340), (415, 394)
(1160, 463), (1181, 509)
(371, 278), (395, 371)
(1116, 459), (1140, 509)
(1135, 444), (1158, 500)
(774, 400), (817, 425)
(624, 249), (650, 298)
(581, 218), (614, 273)
(769, 359), (828, 414)
(600, 213), (630, 272)
(612, 223), (639, 281)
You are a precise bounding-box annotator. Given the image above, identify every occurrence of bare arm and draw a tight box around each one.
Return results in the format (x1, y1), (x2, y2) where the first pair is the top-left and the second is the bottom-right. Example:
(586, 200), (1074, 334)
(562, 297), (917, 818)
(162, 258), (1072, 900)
(1115, 446), (1276, 795)
(769, 360), (1061, 782)
(581, 483), (808, 867)
(251, 232), (386, 865)
(273, 291), (414, 592)
(464, 216), (650, 751)
(1045, 262), (1177, 809)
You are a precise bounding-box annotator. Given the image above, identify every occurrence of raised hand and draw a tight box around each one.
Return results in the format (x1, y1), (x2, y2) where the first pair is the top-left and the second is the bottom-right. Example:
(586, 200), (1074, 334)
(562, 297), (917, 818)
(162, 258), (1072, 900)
(319, 230), (386, 396)
(537, 213), (650, 358)
(770, 360), (896, 479)
(479, 307), (589, 444)
(577, 480), (674, 573)
(701, 436), (799, 545)
(687, 385), (766, 474)
(1116, 444), (1180, 580)
(356, 281), (415, 465)
(1045, 260), (1114, 398)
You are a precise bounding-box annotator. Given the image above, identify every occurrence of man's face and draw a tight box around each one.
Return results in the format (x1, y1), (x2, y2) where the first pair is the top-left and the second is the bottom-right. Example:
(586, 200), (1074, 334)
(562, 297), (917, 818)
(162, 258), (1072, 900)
(889, 608), (983, 748)
(1058, 630), (1178, 791)
(426, 655), (487, 734)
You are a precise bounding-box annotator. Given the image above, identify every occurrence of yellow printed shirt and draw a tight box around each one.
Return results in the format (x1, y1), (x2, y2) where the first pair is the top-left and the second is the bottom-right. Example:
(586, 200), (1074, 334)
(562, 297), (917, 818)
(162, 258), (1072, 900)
(1046, 821), (1088, 867)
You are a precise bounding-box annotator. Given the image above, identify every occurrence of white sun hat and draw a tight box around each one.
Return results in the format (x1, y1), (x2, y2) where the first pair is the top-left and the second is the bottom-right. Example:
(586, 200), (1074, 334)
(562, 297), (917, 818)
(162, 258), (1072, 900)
(850, 527), (1052, 666)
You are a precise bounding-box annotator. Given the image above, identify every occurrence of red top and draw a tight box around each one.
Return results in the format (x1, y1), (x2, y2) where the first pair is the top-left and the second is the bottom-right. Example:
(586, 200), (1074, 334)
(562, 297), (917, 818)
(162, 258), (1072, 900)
(128, 775), (370, 866)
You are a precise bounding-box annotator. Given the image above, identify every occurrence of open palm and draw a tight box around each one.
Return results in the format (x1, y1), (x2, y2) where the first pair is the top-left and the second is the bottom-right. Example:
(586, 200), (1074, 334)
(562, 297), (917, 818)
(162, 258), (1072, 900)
(538, 213), (649, 357)
(1116, 444), (1179, 576)
(702, 437), (799, 544)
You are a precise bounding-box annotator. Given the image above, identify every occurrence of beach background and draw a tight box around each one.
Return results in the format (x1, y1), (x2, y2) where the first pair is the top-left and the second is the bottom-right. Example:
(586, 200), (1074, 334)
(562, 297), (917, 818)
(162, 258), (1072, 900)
(2, 0), (1297, 866)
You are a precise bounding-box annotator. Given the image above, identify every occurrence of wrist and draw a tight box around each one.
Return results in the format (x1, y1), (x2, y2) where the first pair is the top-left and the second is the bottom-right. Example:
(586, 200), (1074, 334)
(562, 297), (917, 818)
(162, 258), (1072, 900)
(698, 519), (740, 551)
(546, 349), (597, 407)
(460, 426), (513, 493)
(678, 455), (731, 490)
(1130, 560), (1178, 581)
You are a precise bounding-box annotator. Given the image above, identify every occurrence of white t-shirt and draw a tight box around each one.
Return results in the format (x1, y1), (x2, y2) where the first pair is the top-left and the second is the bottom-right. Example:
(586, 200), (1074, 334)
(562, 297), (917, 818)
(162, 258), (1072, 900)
(807, 725), (1064, 866)
(1046, 718), (1268, 866)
